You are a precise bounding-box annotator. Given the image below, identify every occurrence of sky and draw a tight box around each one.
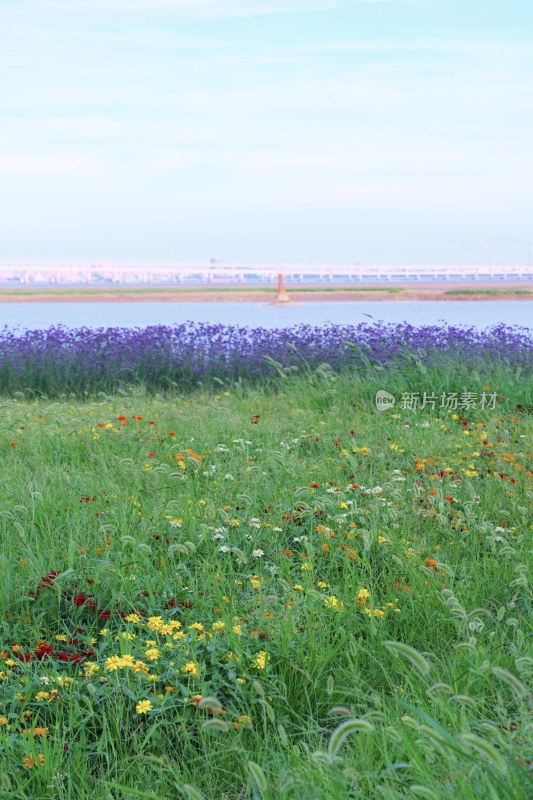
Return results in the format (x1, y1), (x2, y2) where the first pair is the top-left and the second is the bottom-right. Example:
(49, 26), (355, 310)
(1, 0), (532, 264)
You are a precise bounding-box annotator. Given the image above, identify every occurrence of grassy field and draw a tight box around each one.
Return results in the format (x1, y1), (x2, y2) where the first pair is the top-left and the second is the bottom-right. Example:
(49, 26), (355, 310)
(0, 285), (405, 296)
(0, 368), (531, 799)
(445, 289), (533, 297)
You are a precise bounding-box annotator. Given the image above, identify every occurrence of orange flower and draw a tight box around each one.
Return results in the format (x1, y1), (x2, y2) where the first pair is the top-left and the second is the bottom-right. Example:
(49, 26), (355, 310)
(23, 753), (45, 769)
(425, 558), (437, 569)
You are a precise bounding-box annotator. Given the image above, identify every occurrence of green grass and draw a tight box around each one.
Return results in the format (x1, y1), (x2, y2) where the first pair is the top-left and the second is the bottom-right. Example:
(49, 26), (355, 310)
(0, 369), (531, 799)
(445, 289), (533, 296)
(0, 285), (405, 295)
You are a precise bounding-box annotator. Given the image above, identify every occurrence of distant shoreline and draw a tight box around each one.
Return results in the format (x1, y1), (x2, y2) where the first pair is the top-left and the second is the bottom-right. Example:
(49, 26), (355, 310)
(1, 281), (533, 303)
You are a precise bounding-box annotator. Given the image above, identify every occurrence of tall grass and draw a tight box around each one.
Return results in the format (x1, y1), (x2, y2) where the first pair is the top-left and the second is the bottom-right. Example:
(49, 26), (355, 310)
(0, 366), (531, 798)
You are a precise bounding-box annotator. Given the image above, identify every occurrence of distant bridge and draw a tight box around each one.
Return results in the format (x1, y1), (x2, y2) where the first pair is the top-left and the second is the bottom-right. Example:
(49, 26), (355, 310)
(0, 261), (532, 285)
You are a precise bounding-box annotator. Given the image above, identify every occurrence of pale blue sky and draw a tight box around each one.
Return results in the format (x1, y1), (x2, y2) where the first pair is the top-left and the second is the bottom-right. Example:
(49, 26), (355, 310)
(1, 0), (532, 264)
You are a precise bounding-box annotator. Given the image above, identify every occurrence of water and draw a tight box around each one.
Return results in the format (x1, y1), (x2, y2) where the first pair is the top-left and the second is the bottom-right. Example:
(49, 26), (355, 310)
(0, 301), (531, 331)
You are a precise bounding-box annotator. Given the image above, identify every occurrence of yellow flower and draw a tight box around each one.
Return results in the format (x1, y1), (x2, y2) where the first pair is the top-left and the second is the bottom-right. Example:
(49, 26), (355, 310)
(188, 622), (204, 631)
(159, 624), (174, 635)
(119, 654), (136, 668)
(373, 609), (385, 619)
(125, 613), (141, 624)
(182, 661), (199, 677)
(293, 584), (304, 591)
(35, 692), (50, 702)
(324, 595), (343, 611)
(250, 575), (261, 590)
(316, 581), (329, 589)
(105, 656), (123, 672)
(0, 716), (8, 726)
(84, 662), (100, 678)
(144, 648), (160, 662)
(100, 628), (108, 637)
(252, 651), (268, 670)
(232, 624), (242, 635)
(147, 616), (164, 631)
(357, 588), (370, 603)
(135, 700), (153, 715)
(212, 621), (225, 632)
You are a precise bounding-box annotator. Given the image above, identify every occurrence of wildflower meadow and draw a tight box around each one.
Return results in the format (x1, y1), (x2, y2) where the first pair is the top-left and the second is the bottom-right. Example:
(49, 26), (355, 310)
(0, 323), (531, 799)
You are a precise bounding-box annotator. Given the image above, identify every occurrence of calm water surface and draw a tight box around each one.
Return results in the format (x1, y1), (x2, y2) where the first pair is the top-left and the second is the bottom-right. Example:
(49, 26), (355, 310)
(1, 301), (531, 330)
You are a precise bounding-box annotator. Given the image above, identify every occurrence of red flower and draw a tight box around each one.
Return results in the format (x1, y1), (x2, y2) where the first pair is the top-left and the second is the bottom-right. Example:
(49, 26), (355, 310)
(132, 415), (143, 421)
(54, 651), (70, 661)
(34, 643), (53, 659)
(72, 594), (87, 607)
(17, 652), (34, 662)
(117, 415), (127, 421)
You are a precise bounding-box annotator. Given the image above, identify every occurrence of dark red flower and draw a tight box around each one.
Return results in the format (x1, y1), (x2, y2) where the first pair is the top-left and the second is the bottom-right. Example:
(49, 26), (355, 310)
(17, 651), (34, 662)
(72, 594), (87, 607)
(34, 643), (53, 659)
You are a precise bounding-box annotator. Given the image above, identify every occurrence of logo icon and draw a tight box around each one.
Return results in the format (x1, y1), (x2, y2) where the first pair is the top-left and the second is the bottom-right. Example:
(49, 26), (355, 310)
(375, 390), (396, 411)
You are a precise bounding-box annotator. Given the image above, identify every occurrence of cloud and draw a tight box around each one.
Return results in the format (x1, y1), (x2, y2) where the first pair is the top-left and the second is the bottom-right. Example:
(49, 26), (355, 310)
(0, 155), (95, 173)
(3, 0), (400, 21)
